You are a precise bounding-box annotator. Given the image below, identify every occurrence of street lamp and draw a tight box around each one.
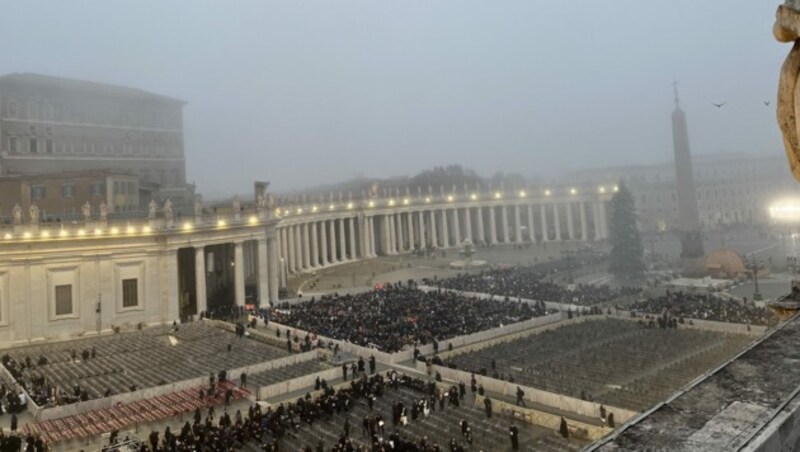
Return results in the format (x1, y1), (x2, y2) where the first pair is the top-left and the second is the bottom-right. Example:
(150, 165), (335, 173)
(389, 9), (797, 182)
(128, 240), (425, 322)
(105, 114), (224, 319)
(746, 255), (763, 301)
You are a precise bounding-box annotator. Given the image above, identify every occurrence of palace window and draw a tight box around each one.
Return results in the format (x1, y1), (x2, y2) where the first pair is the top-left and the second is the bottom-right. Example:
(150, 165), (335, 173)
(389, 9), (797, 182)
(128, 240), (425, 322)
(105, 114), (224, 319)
(55, 285), (73, 316)
(91, 183), (105, 196)
(8, 136), (17, 153)
(122, 278), (138, 308)
(29, 138), (37, 153)
(8, 101), (17, 117)
(46, 139), (53, 154)
(62, 185), (75, 198)
(31, 186), (46, 199)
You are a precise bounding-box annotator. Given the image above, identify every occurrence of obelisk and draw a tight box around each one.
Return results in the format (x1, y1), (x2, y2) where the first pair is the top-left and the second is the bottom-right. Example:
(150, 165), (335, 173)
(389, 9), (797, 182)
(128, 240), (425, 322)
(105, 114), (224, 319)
(671, 82), (706, 276)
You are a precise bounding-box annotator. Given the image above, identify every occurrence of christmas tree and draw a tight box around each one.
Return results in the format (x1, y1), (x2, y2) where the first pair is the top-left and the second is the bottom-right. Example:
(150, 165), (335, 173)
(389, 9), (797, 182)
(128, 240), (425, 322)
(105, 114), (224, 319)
(608, 182), (645, 280)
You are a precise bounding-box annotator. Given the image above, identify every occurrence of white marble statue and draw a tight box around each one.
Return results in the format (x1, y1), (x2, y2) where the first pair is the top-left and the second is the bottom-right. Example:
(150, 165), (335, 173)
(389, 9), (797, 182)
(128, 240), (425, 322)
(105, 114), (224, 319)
(29, 204), (39, 225)
(99, 201), (108, 221)
(256, 193), (266, 212)
(148, 200), (158, 219)
(194, 195), (204, 217)
(163, 198), (173, 222)
(82, 201), (92, 221)
(12, 203), (22, 225)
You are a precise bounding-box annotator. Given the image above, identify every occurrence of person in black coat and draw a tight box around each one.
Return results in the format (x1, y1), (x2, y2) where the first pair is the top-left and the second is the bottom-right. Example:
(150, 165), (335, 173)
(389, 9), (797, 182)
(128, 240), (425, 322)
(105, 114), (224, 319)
(509, 424), (519, 450)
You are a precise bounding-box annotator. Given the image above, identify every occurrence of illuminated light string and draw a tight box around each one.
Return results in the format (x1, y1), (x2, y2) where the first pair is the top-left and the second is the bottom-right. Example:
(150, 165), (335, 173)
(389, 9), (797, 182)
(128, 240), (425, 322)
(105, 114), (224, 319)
(2, 185), (618, 241)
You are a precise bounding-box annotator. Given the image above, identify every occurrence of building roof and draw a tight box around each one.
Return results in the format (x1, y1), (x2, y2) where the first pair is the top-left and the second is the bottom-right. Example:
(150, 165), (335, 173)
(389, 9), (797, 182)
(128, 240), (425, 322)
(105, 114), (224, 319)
(0, 169), (139, 182)
(0, 73), (185, 105)
(593, 312), (800, 451)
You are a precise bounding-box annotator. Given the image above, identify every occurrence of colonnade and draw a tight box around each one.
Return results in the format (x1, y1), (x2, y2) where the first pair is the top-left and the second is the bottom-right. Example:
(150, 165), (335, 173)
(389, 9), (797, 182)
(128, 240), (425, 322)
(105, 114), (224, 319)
(0, 190), (611, 342)
(276, 197), (610, 275)
(192, 231), (280, 310)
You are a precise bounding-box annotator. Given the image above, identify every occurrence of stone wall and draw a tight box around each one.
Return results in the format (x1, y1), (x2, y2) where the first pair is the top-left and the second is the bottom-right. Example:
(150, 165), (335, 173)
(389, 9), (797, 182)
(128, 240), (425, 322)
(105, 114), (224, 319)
(424, 363), (638, 425)
(473, 394), (612, 441)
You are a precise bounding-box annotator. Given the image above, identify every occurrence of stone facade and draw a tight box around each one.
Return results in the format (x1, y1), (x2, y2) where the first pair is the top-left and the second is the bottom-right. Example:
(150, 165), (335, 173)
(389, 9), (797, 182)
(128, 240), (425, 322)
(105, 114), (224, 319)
(0, 170), (146, 221)
(567, 153), (800, 232)
(0, 73), (190, 203)
(0, 187), (609, 347)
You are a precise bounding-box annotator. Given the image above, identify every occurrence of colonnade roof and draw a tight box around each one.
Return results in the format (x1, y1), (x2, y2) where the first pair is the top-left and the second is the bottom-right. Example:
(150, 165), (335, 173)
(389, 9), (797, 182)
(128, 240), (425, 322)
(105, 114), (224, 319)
(0, 185), (616, 246)
(273, 185), (618, 219)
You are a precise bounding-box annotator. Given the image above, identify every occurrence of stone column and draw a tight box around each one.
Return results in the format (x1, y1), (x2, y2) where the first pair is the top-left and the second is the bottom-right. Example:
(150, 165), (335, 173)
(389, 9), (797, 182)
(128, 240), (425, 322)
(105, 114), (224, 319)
(295, 226), (304, 270)
(514, 205), (523, 243)
(302, 223), (311, 269)
(501, 206), (510, 243)
(386, 214), (394, 254)
(234, 241), (245, 307)
(310, 222), (319, 267)
(330, 218), (339, 261)
(383, 215), (392, 254)
(452, 208), (461, 246)
(579, 202), (588, 241)
(394, 213), (403, 252)
(284, 226), (297, 273)
(554, 204), (562, 241)
(164, 250), (180, 323)
(257, 239), (269, 306)
(348, 217), (357, 259)
(278, 228), (286, 273)
(599, 201), (608, 239)
(430, 210), (438, 248)
(566, 203), (575, 240)
(320, 220), (329, 265)
(540, 204), (549, 242)
(368, 216), (377, 256)
(593, 202), (602, 241)
(339, 218), (347, 260)
(441, 209), (449, 248)
(267, 231), (280, 302)
(195, 246), (207, 316)
(489, 206), (498, 244)
(363, 217), (371, 257)
(464, 207), (472, 242)
(527, 204), (536, 243)
(407, 212), (416, 250)
(418, 211), (426, 248)
(477, 206), (485, 244)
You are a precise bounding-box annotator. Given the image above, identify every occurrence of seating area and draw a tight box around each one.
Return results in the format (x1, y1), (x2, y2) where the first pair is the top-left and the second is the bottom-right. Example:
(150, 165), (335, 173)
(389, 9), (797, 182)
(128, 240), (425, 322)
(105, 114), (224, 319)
(447, 318), (752, 411)
(21, 380), (249, 445)
(628, 291), (778, 326)
(270, 284), (553, 352)
(2, 322), (289, 406)
(426, 265), (641, 306)
(250, 384), (582, 451)
(246, 359), (332, 388)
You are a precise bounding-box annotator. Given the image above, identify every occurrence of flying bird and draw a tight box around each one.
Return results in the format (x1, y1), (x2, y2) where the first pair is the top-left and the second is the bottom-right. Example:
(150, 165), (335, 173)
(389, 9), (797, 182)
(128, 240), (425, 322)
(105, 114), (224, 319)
(764, 101), (771, 106)
(711, 102), (727, 108)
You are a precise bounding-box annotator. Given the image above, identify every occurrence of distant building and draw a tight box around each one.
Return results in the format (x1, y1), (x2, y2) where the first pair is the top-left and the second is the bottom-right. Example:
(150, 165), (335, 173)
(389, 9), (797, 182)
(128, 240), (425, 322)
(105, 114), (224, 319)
(0, 73), (192, 205)
(567, 152), (800, 232)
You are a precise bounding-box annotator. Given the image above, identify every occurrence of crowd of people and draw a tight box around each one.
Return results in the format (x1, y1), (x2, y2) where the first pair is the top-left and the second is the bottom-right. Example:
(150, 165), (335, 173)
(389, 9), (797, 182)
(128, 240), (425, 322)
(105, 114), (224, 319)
(426, 266), (640, 307)
(269, 283), (554, 353)
(104, 372), (495, 451)
(627, 291), (778, 326)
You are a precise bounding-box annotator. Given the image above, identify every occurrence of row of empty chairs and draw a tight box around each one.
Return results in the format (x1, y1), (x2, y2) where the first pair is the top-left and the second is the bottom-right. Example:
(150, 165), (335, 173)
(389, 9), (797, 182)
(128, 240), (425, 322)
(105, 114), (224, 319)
(5, 323), (289, 404)
(448, 318), (752, 411)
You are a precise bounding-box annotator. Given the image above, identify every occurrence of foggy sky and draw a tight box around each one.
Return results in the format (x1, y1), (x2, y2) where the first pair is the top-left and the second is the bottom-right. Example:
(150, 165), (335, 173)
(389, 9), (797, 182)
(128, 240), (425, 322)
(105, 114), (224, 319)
(0, 1), (786, 197)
